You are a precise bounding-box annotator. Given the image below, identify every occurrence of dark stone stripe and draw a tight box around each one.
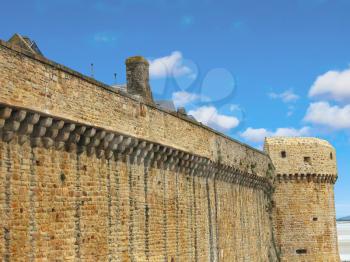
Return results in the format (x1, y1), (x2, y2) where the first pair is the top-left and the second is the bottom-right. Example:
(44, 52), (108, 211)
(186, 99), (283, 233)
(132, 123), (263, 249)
(162, 168), (168, 261)
(107, 160), (113, 262)
(213, 175), (220, 262)
(3, 144), (11, 262)
(192, 175), (198, 262)
(74, 154), (82, 260)
(256, 192), (262, 254)
(127, 157), (135, 261)
(114, 161), (120, 258)
(175, 171), (180, 261)
(239, 185), (244, 258)
(187, 174), (193, 260)
(29, 147), (37, 262)
(144, 164), (150, 261)
(206, 178), (214, 262)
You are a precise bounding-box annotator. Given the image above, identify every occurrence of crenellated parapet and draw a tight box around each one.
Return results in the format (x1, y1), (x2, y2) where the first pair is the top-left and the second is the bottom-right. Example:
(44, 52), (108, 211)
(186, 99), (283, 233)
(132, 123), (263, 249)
(0, 103), (273, 193)
(264, 137), (340, 261)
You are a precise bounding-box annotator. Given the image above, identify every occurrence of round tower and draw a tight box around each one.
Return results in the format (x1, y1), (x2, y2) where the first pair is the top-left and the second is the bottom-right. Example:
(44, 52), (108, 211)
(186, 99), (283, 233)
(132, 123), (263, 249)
(264, 137), (339, 261)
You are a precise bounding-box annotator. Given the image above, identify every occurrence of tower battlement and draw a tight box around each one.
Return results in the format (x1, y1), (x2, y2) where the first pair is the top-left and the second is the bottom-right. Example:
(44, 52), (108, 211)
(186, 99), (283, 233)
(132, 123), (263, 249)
(264, 137), (340, 261)
(264, 137), (337, 177)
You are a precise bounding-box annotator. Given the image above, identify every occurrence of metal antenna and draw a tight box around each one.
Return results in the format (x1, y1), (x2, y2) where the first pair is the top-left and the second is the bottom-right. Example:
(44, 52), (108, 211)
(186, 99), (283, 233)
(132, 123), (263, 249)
(114, 73), (117, 84)
(90, 63), (94, 78)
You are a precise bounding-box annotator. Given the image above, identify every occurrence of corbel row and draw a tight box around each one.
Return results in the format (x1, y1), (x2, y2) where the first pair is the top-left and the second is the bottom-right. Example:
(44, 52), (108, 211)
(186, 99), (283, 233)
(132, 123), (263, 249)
(0, 105), (272, 192)
(211, 165), (272, 192)
(276, 173), (337, 184)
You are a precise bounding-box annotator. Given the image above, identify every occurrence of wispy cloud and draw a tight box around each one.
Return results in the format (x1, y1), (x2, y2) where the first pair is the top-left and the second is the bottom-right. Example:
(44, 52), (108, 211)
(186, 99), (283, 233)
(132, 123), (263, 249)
(229, 104), (241, 112)
(149, 51), (194, 78)
(189, 106), (239, 131)
(269, 89), (299, 103)
(172, 91), (210, 107)
(93, 31), (118, 44)
(240, 126), (310, 144)
(268, 89), (299, 116)
(172, 91), (200, 107)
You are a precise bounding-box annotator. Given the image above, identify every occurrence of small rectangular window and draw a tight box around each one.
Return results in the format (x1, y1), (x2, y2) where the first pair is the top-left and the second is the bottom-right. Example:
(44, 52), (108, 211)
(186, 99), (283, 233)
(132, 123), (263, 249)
(304, 157), (311, 165)
(313, 217), (318, 221)
(281, 151), (286, 158)
(296, 249), (307, 254)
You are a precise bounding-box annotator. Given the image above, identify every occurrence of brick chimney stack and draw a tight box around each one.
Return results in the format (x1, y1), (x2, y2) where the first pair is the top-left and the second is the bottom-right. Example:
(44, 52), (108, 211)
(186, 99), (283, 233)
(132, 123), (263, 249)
(125, 56), (154, 104)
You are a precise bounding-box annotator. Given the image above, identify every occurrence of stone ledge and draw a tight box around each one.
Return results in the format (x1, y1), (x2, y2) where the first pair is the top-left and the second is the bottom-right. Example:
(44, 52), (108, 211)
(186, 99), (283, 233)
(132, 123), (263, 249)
(276, 173), (337, 184)
(0, 103), (273, 193)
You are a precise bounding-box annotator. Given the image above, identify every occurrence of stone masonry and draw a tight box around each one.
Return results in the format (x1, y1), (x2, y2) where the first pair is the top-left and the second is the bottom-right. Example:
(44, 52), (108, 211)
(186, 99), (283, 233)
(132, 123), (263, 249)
(264, 137), (339, 261)
(0, 34), (340, 261)
(125, 56), (154, 104)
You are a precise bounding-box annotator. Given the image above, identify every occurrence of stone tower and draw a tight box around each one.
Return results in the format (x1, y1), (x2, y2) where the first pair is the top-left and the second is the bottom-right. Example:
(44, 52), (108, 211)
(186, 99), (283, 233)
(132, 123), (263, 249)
(264, 137), (339, 261)
(125, 56), (154, 104)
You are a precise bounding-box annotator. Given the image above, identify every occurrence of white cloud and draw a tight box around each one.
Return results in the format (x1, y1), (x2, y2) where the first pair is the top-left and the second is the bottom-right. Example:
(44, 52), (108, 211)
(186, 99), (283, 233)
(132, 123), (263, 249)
(272, 127), (311, 137)
(269, 89), (299, 103)
(93, 31), (117, 43)
(240, 126), (310, 144)
(304, 101), (350, 129)
(309, 67), (350, 101)
(171, 91), (211, 107)
(240, 128), (270, 143)
(149, 51), (193, 78)
(172, 91), (200, 107)
(188, 106), (239, 131)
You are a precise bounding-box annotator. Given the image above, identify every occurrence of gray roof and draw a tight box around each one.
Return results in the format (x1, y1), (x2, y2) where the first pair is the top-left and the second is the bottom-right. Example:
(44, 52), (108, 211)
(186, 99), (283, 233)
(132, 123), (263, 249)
(155, 100), (176, 112)
(8, 33), (43, 56)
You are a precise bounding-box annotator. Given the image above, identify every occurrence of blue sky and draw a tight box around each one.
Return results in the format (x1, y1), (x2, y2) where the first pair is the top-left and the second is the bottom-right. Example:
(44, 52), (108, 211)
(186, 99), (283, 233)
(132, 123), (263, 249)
(1, 0), (349, 217)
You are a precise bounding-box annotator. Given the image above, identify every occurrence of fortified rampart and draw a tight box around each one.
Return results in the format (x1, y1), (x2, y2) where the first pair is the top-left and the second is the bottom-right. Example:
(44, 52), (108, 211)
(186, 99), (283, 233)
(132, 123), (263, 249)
(0, 36), (279, 261)
(264, 137), (339, 261)
(0, 34), (340, 261)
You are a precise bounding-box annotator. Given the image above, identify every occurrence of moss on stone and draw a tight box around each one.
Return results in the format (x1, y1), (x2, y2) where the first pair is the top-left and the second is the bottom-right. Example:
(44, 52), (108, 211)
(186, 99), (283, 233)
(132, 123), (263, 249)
(125, 56), (149, 64)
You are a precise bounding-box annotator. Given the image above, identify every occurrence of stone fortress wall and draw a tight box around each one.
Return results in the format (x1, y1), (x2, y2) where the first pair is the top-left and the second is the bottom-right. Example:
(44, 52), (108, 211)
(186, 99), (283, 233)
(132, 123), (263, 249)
(0, 37), (279, 261)
(264, 137), (339, 261)
(0, 34), (340, 261)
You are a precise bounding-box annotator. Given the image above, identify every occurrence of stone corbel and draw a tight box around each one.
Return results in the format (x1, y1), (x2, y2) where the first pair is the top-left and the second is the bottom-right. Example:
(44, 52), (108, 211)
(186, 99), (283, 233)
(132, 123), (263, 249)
(55, 123), (75, 150)
(0, 104), (276, 192)
(18, 112), (40, 145)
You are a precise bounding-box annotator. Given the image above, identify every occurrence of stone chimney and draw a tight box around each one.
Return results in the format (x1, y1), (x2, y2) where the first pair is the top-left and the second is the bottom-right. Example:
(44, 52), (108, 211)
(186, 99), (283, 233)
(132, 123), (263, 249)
(125, 56), (154, 104)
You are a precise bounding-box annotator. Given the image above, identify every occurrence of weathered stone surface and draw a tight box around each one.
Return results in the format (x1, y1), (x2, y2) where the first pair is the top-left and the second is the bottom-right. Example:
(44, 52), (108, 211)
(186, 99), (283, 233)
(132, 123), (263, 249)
(0, 37), (339, 261)
(126, 56), (154, 104)
(264, 137), (339, 262)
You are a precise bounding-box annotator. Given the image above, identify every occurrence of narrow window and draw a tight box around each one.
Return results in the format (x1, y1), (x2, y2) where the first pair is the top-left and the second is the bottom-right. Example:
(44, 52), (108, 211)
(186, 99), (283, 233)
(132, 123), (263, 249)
(304, 157), (311, 165)
(330, 152), (333, 160)
(281, 151), (286, 158)
(296, 249), (307, 254)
